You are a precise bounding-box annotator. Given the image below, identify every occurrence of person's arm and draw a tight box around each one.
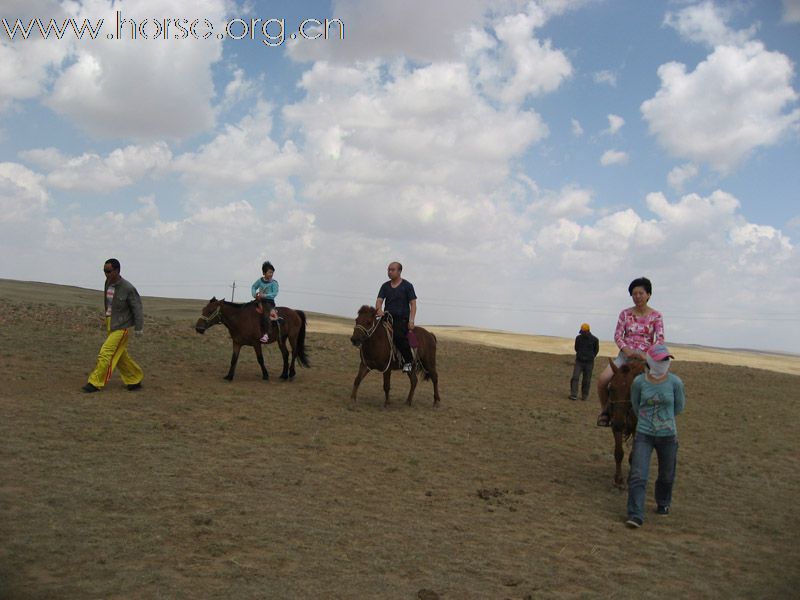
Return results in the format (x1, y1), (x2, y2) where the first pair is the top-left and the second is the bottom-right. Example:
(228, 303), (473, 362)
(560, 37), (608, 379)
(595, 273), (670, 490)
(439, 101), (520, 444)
(251, 279), (261, 299)
(592, 336), (599, 357)
(129, 285), (144, 333)
(652, 311), (665, 345)
(375, 297), (384, 316)
(408, 299), (417, 329)
(615, 309), (637, 357)
(266, 280), (279, 300)
(672, 376), (686, 416)
(574, 336), (579, 353)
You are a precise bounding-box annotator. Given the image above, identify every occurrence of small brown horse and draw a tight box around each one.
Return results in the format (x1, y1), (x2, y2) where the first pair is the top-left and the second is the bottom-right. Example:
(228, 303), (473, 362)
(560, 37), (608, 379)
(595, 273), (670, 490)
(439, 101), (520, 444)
(607, 357), (645, 488)
(349, 305), (440, 407)
(195, 297), (309, 381)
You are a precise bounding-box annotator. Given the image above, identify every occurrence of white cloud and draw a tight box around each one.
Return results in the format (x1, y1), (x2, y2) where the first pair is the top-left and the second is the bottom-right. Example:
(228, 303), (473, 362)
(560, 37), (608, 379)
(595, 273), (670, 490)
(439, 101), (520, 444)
(44, 0), (226, 140)
(571, 118), (584, 137)
(283, 59), (548, 219)
(600, 149), (628, 166)
(0, 0), (71, 111)
(605, 114), (624, 134)
(641, 42), (800, 172)
(593, 70), (617, 86)
(20, 142), (172, 191)
(287, 0), (488, 63)
(665, 0), (757, 47)
(477, 7), (573, 105)
(783, 0), (800, 23)
(529, 184), (594, 219)
(667, 163), (699, 192)
(173, 101), (305, 195)
(0, 162), (49, 222)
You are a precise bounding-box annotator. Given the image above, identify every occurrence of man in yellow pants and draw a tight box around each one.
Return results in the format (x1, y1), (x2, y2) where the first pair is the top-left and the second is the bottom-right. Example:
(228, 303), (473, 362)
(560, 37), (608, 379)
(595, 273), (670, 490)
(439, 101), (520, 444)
(83, 258), (144, 393)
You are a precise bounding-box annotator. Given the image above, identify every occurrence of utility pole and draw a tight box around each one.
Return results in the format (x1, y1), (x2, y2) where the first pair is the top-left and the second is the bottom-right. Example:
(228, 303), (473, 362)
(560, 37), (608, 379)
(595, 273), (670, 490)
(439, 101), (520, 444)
(231, 281), (236, 302)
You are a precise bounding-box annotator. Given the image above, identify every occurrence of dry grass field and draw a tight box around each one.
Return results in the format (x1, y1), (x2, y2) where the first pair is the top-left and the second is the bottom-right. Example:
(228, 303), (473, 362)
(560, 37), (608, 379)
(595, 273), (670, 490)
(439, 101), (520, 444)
(1, 279), (798, 599)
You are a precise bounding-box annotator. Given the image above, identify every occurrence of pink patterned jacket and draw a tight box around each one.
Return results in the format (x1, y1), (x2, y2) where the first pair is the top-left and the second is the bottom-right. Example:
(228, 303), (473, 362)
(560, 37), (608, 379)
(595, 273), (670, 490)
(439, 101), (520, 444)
(614, 307), (664, 353)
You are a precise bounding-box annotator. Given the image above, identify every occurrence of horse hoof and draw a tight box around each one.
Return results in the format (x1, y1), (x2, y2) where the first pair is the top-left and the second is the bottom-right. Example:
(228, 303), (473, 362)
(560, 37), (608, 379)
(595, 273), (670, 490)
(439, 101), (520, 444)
(223, 376), (233, 381)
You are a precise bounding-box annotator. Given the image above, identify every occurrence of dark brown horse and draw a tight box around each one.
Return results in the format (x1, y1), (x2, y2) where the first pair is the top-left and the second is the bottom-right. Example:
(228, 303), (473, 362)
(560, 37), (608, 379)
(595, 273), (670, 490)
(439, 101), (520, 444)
(607, 357), (645, 488)
(195, 297), (309, 381)
(349, 305), (440, 407)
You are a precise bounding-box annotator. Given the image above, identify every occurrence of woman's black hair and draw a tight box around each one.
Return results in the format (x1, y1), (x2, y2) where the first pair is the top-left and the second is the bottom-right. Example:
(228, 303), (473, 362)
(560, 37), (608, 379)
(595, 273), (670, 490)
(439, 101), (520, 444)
(262, 261), (275, 273)
(628, 277), (652, 296)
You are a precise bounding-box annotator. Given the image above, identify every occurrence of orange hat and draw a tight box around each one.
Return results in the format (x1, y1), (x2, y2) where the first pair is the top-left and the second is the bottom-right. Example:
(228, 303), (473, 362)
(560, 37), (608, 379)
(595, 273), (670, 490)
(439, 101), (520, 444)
(580, 323), (590, 332)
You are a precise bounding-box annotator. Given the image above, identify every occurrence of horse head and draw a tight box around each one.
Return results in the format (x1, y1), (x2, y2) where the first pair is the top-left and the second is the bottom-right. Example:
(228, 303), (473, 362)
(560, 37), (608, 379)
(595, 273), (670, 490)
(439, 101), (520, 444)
(607, 357), (645, 435)
(195, 296), (223, 334)
(350, 305), (378, 347)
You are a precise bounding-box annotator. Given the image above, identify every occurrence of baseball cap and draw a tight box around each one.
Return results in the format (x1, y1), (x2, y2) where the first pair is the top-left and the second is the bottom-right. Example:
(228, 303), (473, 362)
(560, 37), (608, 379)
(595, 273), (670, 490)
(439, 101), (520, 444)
(580, 323), (590, 332)
(647, 344), (674, 361)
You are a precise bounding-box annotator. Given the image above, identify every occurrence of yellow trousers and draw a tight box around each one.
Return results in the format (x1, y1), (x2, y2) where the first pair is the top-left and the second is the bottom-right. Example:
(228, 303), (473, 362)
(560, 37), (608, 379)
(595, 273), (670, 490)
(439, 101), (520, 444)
(87, 318), (143, 388)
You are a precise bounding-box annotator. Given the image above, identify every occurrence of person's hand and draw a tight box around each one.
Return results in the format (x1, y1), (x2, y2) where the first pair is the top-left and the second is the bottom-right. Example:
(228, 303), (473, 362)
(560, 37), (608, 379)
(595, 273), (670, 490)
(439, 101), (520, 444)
(408, 319), (415, 330)
(622, 347), (636, 358)
(375, 309), (384, 318)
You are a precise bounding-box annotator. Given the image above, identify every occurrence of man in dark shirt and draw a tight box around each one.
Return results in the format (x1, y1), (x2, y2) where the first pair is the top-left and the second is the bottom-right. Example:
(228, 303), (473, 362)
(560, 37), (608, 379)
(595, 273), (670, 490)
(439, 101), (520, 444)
(570, 322), (599, 401)
(375, 261), (417, 372)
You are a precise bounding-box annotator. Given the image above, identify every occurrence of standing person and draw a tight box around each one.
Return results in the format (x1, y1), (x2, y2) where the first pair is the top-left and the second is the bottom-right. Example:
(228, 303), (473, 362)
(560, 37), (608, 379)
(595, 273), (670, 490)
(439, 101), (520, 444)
(569, 323), (599, 401)
(375, 261), (417, 373)
(625, 344), (685, 528)
(82, 258), (144, 393)
(251, 260), (279, 344)
(596, 277), (664, 426)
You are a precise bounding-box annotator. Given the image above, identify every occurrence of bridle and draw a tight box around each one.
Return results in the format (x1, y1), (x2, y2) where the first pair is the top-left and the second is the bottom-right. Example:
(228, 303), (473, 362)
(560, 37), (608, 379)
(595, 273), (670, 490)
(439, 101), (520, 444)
(353, 314), (395, 373)
(198, 303), (223, 327)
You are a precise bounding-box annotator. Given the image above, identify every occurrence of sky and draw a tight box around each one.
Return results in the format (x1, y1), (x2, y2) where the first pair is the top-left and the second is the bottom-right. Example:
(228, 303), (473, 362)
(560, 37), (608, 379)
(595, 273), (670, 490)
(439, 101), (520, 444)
(1, 0), (799, 354)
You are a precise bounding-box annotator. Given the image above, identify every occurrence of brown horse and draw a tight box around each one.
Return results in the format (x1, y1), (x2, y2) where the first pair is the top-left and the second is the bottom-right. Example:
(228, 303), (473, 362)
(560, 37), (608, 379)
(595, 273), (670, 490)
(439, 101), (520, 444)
(195, 297), (309, 381)
(607, 357), (645, 488)
(349, 305), (440, 407)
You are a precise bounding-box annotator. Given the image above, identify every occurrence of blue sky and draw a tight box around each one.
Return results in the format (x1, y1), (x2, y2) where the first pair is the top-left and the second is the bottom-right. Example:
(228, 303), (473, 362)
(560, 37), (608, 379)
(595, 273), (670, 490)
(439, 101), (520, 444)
(1, 0), (799, 353)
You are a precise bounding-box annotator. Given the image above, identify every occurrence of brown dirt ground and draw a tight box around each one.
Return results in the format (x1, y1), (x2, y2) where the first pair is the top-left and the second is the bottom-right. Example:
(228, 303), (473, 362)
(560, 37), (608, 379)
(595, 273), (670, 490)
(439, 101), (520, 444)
(1, 280), (798, 599)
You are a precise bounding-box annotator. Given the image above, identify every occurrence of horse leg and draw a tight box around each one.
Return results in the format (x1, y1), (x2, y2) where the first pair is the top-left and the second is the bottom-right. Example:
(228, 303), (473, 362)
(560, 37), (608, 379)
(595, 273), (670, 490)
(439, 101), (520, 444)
(350, 363), (370, 402)
(254, 343), (269, 381)
(278, 332), (290, 380)
(428, 369), (441, 406)
(224, 344), (241, 381)
(613, 430), (625, 489)
(420, 347), (441, 406)
(383, 370), (392, 407)
(404, 369), (419, 406)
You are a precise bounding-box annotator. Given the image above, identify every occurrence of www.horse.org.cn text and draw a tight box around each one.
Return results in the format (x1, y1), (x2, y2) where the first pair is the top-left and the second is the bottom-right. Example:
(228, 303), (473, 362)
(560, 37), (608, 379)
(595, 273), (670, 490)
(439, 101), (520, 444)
(1, 11), (345, 47)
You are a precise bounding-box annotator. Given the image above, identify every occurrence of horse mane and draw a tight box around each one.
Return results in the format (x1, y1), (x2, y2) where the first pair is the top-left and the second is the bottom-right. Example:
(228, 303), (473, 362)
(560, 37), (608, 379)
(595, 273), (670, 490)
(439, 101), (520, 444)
(222, 300), (257, 308)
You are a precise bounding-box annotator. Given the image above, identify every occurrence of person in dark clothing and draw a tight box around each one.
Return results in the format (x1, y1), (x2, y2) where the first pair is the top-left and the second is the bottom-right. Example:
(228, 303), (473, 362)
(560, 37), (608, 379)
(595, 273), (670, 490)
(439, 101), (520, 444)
(375, 261), (417, 372)
(569, 322), (599, 401)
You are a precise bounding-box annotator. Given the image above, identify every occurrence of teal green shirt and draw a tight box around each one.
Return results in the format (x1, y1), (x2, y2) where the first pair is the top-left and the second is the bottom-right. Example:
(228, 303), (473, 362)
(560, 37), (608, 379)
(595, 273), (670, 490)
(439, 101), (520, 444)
(630, 373), (685, 437)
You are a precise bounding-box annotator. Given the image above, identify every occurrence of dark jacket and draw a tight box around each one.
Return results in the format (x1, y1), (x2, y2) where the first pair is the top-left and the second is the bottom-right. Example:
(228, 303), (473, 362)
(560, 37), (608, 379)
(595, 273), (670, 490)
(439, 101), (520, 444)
(575, 331), (599, 362)
(105, 277), (144, 332)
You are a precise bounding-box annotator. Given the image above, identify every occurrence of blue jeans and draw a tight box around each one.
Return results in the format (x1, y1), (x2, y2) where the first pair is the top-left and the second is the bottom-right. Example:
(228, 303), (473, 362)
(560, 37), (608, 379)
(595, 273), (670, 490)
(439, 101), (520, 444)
(627, 433), (678, 522)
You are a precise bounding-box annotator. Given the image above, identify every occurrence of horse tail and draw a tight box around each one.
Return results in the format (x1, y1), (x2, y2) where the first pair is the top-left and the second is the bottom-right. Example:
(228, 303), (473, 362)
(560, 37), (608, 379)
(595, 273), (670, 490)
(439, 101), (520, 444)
(295, 310), (311, 368)
(419, 329), (436, 380)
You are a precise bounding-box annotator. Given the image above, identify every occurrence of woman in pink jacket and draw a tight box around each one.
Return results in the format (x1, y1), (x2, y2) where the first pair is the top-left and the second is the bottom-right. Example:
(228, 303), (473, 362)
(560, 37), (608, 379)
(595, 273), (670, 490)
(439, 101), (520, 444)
(596, 277), (664, 427)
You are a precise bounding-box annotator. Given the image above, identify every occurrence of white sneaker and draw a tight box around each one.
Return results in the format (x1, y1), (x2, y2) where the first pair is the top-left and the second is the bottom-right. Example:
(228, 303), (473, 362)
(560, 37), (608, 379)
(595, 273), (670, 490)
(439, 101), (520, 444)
(402, 363), (413, 373)
(259, 333), (269, 343)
